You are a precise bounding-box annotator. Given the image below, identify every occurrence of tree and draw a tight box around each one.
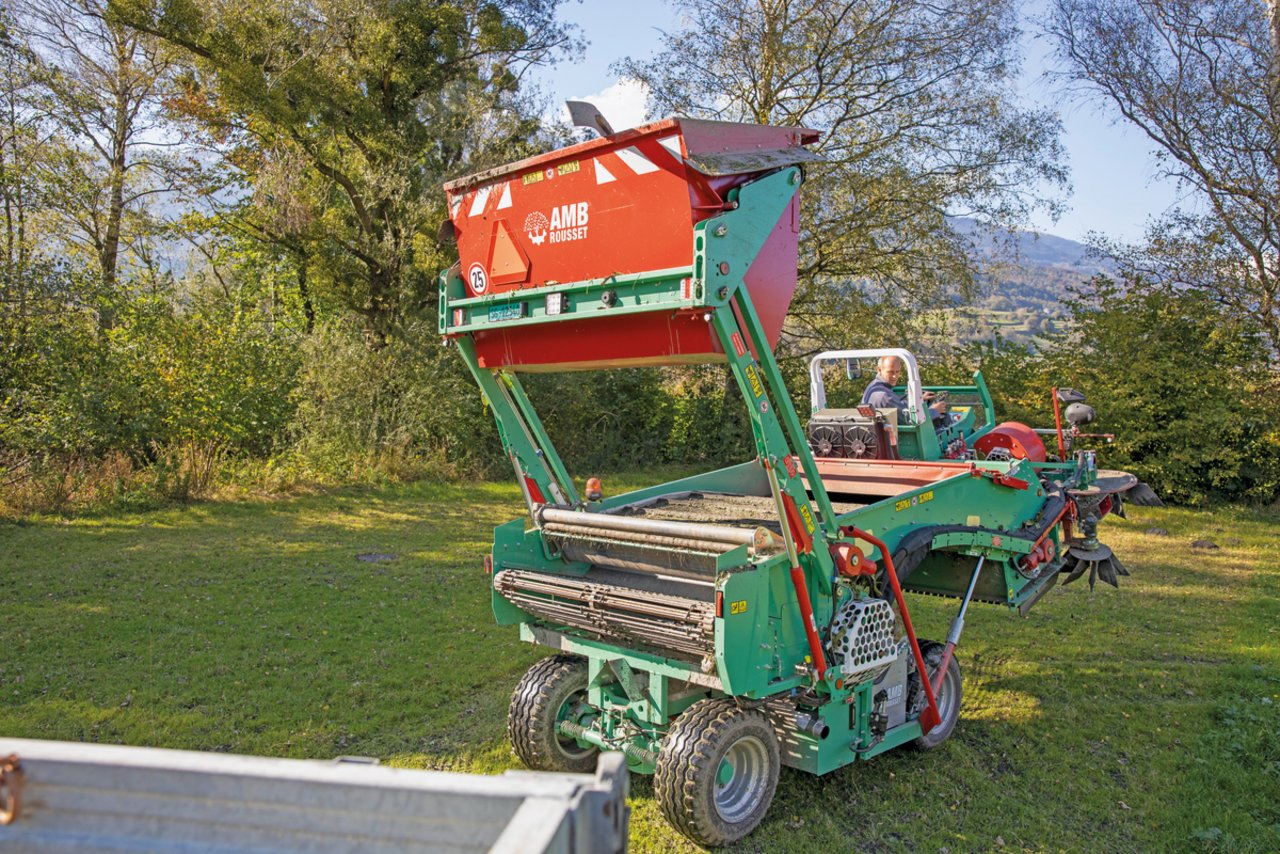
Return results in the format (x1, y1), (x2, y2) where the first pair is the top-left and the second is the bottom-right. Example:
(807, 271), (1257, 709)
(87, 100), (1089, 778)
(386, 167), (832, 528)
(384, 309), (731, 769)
(11, 0), (176, 321)
(1042, 276), (1280, 504)
(0, 11), (39, 274)
(622, 0), (1067, 353)
(1046, 0), (1280, 361)
(115, 0), (575, 348)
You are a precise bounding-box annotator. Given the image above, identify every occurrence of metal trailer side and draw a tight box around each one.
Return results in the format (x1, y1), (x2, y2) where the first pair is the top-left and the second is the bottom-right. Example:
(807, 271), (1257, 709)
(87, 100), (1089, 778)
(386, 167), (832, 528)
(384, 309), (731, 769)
(0, 738), (628, 854)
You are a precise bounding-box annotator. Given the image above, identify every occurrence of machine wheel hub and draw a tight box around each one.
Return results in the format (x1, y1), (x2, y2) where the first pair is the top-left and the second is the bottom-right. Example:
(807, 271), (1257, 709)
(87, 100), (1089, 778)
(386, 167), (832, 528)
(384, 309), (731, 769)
(713, 735), (770, 823)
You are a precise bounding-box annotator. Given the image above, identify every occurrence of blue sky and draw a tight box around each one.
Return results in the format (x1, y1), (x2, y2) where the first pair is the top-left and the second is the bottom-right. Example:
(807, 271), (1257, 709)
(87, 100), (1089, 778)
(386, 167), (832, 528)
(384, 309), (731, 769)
(528, 0), (1186, 244)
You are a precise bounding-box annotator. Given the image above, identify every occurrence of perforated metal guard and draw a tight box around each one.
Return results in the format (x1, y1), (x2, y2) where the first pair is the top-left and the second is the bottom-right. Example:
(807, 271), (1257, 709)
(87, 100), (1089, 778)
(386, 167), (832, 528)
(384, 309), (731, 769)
(831, 597), (897, 680)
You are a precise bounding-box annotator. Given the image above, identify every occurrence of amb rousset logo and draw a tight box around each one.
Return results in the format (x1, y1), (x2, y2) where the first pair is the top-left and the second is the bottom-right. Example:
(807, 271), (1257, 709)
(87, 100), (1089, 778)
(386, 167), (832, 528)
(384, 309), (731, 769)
(524, 202), (589, 246)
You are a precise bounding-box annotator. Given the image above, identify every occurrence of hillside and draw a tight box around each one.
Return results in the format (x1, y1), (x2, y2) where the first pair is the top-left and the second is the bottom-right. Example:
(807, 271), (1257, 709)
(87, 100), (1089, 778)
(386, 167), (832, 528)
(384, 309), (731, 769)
(951, 218), (1117, 344)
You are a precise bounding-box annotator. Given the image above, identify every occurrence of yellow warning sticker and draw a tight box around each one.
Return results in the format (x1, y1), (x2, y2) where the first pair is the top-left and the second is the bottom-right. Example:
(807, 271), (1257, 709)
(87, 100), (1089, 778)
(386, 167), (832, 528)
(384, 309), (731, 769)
(557, 160), (580, 176)
(744, 364), (764, 398)
(798, 503), (816, 533)
(730, 600), (748, 615)
(895, 489), (934, 512)
(522, 171), (544, 186)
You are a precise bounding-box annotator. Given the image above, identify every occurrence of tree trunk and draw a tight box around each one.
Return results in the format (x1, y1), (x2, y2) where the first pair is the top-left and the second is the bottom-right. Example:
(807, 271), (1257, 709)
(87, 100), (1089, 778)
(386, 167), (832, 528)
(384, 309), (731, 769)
(97, 26), (134, 332)
(1270, 1), (1280, 196)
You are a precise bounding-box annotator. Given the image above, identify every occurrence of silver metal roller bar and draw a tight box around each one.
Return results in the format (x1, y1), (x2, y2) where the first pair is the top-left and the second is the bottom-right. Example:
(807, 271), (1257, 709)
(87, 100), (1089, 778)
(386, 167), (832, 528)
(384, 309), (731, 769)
(538, 507), (777, 550)
(554, 541), (719, 580)
(542, 522), (741, 555)
(495, 570), (715, 657)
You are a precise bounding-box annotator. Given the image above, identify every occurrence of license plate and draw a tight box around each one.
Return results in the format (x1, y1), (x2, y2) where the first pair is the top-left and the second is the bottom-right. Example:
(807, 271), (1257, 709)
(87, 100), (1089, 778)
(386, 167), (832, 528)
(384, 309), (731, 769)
(488, 302), (527, 322)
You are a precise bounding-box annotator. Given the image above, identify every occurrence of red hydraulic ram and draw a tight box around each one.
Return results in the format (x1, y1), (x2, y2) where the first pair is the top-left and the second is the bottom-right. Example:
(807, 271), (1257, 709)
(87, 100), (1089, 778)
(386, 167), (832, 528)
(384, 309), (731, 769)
(847, 527), (942, 734)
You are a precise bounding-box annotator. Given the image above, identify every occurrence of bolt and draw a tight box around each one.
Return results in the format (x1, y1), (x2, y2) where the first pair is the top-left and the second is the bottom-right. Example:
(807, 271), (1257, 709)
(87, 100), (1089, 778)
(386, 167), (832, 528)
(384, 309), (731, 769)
(713, 224), (728, 237)
(790, 171), (801, 185)
(718, 286), (729, 300)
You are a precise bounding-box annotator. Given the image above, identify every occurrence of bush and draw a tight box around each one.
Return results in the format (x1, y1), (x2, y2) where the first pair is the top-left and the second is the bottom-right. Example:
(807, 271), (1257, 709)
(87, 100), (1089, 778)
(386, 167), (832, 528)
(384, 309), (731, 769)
(0, 266), (302, 512)
(942, 279), (1280, 505)
(288, 319), (500, 480)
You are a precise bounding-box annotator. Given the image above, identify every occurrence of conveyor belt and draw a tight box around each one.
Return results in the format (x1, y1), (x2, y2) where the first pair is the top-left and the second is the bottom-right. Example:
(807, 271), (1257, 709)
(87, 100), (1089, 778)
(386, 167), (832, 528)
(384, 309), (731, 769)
(612, 492), (866, 531)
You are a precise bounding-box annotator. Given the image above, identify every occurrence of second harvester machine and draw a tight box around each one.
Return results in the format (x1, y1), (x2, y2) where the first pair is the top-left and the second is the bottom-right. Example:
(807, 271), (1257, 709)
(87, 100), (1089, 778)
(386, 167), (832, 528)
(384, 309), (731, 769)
(439, 118), (1137, 846)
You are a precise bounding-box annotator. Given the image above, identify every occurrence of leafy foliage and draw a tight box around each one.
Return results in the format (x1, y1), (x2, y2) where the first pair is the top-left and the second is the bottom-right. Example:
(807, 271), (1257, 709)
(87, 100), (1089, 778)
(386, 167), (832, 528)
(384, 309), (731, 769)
(116, 0), (575, 347)
(623, 0), (1067, 354)
(1046, 0), (1280, 360)
(1047, 278), (1280, 504)
(289, 319), (501, 479)
(523, 366), (755, 475)
(1, 264), (298, 465)
(943, 277), (1280, 505)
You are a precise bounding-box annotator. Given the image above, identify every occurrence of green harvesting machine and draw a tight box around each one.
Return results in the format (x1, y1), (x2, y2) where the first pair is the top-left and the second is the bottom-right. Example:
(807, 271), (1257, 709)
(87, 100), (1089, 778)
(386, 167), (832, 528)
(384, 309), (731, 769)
(439, 118), (1139, 846)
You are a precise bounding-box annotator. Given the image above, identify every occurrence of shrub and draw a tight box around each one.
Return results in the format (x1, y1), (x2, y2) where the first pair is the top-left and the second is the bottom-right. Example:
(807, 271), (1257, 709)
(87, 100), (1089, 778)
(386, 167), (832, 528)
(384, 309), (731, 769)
(288, 319), (500, 480)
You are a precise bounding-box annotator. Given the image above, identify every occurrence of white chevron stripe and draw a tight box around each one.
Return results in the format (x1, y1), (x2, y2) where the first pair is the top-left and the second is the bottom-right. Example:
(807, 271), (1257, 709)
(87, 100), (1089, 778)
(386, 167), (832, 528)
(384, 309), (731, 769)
(616, 146), (659, 175)
(468, 186), (491, 217)
(594, 158), (616, 184)
(657, 135), (683, 159)
(496, 181), (512, 209)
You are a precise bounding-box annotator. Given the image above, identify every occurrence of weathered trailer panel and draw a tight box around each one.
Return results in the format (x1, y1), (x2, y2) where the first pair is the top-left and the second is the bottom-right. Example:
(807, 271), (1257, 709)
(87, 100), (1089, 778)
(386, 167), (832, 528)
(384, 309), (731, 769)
(0, 739), (628, 854)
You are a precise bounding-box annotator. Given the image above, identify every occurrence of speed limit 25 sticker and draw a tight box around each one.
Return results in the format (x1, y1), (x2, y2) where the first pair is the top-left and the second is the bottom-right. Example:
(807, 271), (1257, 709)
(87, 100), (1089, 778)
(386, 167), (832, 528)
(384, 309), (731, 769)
(467, 262), (488, 295)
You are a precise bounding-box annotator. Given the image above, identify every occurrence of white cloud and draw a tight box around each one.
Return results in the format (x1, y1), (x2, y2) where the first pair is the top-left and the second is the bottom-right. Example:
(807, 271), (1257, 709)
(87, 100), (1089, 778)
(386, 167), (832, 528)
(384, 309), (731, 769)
(560, 78), (651, 132)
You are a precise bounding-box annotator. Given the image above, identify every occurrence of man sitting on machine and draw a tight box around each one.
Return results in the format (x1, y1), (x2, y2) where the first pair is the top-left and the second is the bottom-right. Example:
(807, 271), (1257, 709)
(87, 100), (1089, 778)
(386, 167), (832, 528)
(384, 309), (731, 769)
(862, 355), (948, 426)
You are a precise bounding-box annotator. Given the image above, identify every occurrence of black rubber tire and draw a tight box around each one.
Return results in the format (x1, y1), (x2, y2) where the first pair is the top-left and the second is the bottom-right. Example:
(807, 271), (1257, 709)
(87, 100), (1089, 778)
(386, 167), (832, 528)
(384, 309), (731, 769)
(654, 698), (780, 847)
(507, 654), (598, 773)
(910, 640), (962, 750)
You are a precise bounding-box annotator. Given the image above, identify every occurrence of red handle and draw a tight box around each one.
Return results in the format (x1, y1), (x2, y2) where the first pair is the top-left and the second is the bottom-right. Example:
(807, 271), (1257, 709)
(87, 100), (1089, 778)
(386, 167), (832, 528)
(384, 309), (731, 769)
(849, 527), (941, 734)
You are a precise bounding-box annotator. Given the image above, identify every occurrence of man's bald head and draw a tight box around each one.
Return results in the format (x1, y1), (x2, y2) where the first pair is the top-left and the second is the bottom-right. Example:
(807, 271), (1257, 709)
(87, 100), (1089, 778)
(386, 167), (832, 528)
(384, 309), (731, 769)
(877, 355), (903, 383)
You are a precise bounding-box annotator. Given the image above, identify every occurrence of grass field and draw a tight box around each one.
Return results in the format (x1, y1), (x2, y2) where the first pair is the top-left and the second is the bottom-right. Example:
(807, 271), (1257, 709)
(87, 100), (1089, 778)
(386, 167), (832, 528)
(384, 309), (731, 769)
(2, 476), (1278, 852)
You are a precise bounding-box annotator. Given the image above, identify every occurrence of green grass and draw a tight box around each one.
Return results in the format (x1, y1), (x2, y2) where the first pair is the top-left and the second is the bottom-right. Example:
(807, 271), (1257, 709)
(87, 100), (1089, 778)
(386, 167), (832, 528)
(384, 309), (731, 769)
(2, 480), (1278, 852)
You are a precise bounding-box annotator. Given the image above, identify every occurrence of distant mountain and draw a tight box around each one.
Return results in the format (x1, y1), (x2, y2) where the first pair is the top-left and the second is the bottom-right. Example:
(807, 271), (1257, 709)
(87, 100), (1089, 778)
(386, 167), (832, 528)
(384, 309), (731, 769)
(952, 217), (1113, 271)
(947, 218), (1118, 344)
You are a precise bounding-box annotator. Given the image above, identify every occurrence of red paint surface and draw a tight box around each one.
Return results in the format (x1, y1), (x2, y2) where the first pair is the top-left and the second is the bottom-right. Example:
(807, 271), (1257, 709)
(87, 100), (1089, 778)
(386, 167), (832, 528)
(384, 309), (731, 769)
(788, 564), (828, 681)
(972, 422), (1048, 462)
(780, 493), (814, 555)
(805, 458), (970, 498)
(523, 475), (545, 505)
(446, 118), (818, 370)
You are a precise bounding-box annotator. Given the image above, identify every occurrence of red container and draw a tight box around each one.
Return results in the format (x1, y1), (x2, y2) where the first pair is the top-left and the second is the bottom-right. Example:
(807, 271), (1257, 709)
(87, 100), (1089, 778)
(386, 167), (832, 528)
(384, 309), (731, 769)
(444, 118), (819, 371)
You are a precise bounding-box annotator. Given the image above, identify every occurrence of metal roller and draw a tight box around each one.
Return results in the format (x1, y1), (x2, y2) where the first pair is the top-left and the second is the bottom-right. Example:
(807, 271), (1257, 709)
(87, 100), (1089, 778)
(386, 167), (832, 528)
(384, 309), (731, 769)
(538, 507), (778, 550)
(541, 522), (743, 556)
(554, 540), (720, 579)
(494, 569), (715, 658)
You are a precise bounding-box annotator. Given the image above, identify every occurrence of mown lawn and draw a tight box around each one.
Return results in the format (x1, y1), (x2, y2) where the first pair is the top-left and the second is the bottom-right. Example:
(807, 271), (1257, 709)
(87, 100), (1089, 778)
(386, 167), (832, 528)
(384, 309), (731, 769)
(2, 477), (1278, 852)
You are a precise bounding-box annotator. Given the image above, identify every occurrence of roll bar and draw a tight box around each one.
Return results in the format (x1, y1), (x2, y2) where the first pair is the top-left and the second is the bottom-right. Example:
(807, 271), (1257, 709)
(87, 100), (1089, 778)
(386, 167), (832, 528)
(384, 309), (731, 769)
(808, 348), (927, 426)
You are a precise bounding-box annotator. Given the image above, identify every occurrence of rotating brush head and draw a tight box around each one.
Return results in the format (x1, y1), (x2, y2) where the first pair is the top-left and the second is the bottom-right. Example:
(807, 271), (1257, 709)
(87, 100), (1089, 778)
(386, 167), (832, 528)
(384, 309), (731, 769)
(1061, 514), (1130, 590)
